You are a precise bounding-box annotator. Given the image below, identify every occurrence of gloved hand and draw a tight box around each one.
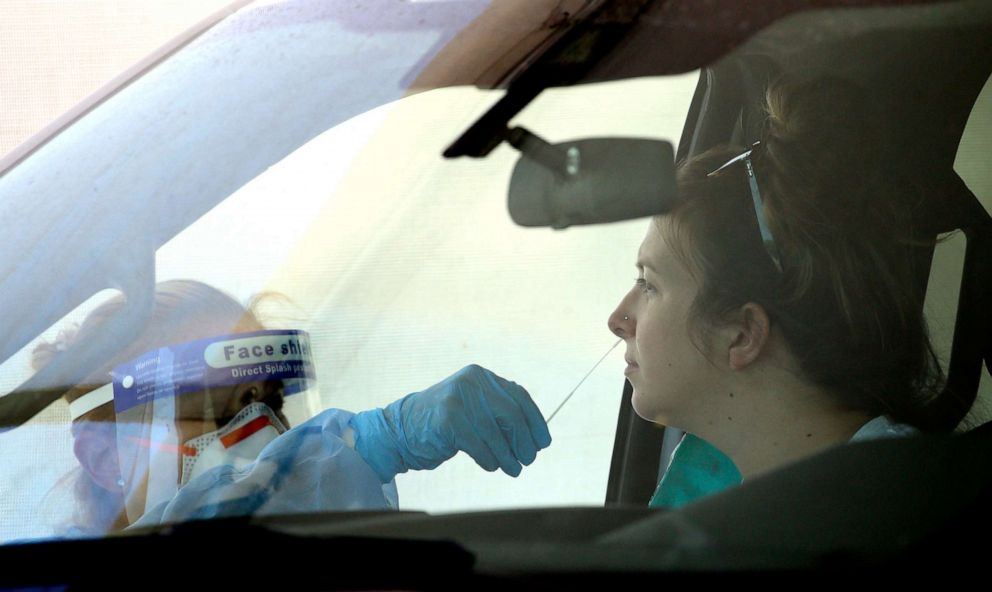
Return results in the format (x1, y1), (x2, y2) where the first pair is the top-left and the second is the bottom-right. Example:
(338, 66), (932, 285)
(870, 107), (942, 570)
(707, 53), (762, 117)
(349, 365), (552, 483)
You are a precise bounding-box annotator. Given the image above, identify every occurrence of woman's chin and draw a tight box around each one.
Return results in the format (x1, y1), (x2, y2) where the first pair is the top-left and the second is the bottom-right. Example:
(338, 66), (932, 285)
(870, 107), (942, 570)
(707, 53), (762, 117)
(630, 389), (675, 426)
(630, 389), (655, 421)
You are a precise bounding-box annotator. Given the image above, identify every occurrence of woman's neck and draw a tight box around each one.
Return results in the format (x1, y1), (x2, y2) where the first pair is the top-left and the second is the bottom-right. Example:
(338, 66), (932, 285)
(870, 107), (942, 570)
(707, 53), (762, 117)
(725, 407), (871, 480)
(694, 373), (872, 480)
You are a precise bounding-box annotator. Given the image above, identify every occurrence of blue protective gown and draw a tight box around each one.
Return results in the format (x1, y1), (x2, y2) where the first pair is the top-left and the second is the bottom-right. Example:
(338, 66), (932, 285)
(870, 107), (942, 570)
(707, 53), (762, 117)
(131, 409), (397, 528)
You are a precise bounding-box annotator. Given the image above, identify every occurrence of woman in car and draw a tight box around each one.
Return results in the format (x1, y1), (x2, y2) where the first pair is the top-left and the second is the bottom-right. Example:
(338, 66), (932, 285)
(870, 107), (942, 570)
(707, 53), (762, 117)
(607, 76), (950, 507)
(40, 279), (550, 535)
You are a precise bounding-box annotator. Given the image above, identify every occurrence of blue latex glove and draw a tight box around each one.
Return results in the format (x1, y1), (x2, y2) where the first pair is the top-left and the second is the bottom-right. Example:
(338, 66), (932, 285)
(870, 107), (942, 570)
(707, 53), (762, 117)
(349, 365), (552, 483)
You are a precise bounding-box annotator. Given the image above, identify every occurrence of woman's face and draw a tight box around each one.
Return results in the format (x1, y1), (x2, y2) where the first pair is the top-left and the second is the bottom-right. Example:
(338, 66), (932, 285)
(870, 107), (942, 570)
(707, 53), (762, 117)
(607, 219), (722, 428)
(115, 382), (288, 522)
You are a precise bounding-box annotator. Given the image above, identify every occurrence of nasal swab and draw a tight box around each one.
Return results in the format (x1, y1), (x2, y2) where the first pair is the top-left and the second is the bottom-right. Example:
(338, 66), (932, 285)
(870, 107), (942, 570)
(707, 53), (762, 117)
(546, 338), (623, 424)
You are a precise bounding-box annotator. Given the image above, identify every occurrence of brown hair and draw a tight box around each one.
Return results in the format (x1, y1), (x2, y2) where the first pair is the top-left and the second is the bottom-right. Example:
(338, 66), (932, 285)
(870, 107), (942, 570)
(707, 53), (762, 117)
(33, 280), (266, 534)
(664, 76), (952, 431)
(33, 280), (266, 422)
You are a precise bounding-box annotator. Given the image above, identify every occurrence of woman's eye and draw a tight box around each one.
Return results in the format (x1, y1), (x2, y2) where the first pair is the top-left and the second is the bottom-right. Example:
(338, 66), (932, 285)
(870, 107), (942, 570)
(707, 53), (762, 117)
(635, 278), (656, 295)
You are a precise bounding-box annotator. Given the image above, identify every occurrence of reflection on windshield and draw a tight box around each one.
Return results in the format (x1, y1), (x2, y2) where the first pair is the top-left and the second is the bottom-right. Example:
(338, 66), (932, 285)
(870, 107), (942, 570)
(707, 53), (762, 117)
(0, 73), (696, 542)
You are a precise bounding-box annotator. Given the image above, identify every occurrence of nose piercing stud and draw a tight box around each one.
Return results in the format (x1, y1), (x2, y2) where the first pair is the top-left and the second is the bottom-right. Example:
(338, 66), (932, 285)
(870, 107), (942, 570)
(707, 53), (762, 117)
(624, 316), (629, 321)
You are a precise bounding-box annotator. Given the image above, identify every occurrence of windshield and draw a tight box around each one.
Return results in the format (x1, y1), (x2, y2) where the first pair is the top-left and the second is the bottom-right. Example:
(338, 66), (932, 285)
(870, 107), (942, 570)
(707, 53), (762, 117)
(0, 0), (990, 567)
(0, 0), (696, 541)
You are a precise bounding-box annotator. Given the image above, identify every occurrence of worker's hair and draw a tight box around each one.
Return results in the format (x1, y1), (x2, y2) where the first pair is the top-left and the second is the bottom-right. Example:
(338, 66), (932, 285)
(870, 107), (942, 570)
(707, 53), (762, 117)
(33, 280), (267, 420)
(33, 279), (266, 534)
(663, 75), (956, 432)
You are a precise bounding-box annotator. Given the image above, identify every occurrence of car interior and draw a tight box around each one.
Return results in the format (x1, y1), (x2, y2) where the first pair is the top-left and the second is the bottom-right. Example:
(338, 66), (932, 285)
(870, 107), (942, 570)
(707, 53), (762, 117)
(0, 0), (989, 586)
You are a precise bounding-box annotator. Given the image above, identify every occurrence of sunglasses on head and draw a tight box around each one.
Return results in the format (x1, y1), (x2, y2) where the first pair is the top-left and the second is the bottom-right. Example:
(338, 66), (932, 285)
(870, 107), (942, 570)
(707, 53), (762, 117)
(707, 141), (783, 273)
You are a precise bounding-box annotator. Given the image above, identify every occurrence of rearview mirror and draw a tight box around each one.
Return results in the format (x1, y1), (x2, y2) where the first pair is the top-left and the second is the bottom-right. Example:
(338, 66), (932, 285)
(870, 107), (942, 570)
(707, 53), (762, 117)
(506, 127), (677, 229)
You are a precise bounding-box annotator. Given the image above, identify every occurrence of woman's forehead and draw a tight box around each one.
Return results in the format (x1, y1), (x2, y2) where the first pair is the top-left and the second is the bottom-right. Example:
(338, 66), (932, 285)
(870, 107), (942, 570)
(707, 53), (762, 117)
(637, 220), (675, 272)
(638, 219), (699, 287)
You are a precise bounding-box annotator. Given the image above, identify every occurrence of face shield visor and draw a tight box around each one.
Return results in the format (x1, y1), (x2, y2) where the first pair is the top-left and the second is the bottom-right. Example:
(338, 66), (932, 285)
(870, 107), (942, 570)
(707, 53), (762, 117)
(99, 330), (319, 523)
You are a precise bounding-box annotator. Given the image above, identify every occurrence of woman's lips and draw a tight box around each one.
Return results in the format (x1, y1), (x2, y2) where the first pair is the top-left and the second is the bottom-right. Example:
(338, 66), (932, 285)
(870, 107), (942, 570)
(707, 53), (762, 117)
(624, 358), (639, 374)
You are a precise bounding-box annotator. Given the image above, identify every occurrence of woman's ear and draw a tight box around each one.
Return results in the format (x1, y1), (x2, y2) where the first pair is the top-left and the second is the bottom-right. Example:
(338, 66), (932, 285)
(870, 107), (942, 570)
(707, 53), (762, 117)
(231, 380), (266, 407)
(727, 303), (772, 371)
(73, 422), (121, 493)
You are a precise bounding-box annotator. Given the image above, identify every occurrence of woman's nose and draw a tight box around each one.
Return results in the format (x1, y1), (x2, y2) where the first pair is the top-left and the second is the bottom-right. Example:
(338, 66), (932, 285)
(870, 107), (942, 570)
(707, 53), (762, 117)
(608, 300), (634, 339)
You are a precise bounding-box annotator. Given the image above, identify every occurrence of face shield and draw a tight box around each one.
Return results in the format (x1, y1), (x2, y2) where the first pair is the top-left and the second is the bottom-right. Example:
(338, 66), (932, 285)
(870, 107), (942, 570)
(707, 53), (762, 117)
(89, 330), (319, 523)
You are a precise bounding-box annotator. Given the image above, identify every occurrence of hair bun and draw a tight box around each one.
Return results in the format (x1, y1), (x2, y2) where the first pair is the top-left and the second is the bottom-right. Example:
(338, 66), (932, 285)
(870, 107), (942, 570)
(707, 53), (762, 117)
(763, 76), (880, 152)
(759, 76), (892, 234)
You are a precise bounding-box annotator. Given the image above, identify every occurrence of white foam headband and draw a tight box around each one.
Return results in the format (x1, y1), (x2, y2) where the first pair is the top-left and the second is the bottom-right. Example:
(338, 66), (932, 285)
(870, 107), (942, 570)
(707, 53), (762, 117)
(68, 383), (114, 420)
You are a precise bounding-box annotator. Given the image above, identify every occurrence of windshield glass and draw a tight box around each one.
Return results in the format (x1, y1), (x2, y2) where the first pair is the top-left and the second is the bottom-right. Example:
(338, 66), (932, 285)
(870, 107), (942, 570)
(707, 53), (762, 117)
(0, 0), (989, 564)
(0, 0), (697, 541)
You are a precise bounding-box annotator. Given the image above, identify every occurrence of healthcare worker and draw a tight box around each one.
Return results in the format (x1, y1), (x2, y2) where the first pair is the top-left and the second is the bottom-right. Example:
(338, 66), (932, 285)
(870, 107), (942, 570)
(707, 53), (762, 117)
(606, 76), (954, 507)
(40, 280), (550, 535)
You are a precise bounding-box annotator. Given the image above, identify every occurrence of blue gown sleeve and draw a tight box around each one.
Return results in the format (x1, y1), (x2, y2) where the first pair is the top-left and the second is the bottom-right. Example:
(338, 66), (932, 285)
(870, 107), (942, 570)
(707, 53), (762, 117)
(130, 409), (398, 528)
